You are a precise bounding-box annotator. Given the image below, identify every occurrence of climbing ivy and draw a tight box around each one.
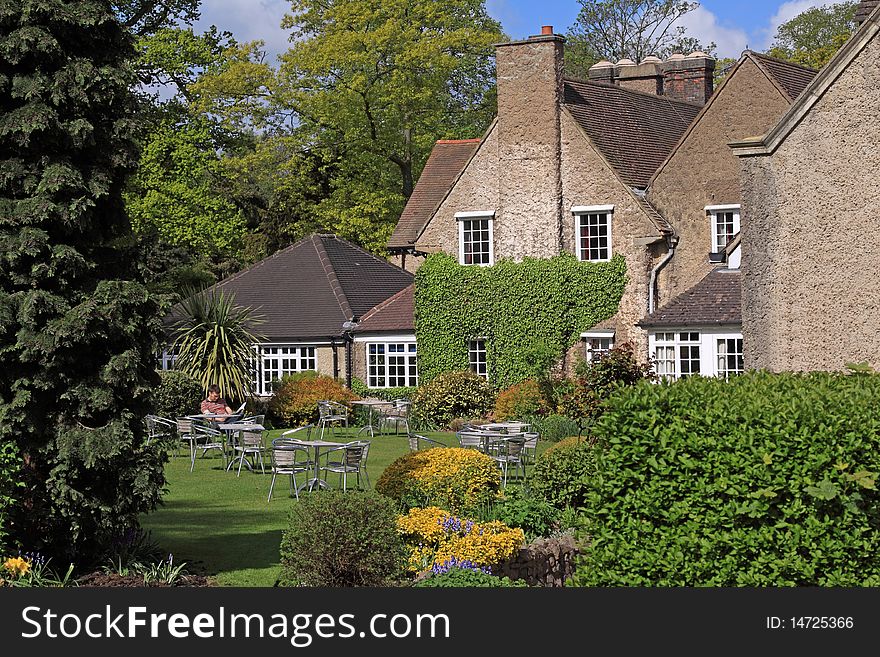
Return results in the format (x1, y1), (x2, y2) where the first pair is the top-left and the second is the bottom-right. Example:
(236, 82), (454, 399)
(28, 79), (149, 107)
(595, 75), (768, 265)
(414, 254), (627, 388)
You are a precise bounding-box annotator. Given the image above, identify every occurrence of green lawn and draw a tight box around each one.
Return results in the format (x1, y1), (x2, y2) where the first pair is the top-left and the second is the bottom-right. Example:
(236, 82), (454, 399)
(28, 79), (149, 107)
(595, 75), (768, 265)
(140, 428), (459, 586)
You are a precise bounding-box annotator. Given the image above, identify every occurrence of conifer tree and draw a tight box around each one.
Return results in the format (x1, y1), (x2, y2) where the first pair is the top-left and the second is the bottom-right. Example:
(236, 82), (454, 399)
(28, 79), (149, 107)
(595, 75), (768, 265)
(0, 0), (166, 561)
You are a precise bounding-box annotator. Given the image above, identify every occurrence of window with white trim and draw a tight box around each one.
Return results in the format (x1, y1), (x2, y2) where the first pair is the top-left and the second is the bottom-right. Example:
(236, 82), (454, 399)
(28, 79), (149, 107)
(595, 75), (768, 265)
(574, 206), (613, 262)
(707, 205), (740, 254)
(368, 342), (418, 388)
(583, 334), (615, 363)
(457, 212), (494, 266)
(468, 339), (488, 380)
(257, 346), (316, 395)
(716, 338), (744, 379)
(653, 332), (701, 381)
(158, 349), (176, 371)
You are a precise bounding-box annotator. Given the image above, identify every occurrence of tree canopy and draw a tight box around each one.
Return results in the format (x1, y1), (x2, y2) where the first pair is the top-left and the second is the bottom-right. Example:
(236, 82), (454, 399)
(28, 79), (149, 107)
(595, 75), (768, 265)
(566, 0), (716, 78)
(768, 1), (858, 70)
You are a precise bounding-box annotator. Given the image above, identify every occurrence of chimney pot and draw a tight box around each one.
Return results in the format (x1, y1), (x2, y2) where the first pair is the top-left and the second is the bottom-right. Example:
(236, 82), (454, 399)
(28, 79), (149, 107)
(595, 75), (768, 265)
(541, 25), (553, 35)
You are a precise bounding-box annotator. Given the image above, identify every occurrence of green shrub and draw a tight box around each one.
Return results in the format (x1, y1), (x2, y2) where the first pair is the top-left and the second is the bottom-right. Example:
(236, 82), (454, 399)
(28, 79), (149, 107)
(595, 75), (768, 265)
(487, 487), (560, 541)
(153, 370), (203, 419)
(267, 374), (357, 426)
(0, 440), (22, 554)
(494, 379), (546, 421)
(350, 378), (417, 403)
(414, 567), (527, 587)
(533, 414), (580, 442)
(577, 372), (880, 586)
(376, 448), (500, 515)
(279, 490), (406, 587)
(410, 370), (494, 429)
(529, 437), (597, 510)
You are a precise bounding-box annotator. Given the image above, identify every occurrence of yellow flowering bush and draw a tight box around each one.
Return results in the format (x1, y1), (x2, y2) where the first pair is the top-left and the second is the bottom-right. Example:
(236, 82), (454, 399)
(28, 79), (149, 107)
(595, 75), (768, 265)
(3, 556), (30, 578)
(397, 506), (524, 574)
(376, 448), (500, 514)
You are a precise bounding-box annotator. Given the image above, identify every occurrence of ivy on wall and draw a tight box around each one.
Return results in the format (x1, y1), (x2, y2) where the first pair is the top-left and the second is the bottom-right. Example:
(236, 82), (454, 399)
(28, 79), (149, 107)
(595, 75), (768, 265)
(414, 253), (628, 387)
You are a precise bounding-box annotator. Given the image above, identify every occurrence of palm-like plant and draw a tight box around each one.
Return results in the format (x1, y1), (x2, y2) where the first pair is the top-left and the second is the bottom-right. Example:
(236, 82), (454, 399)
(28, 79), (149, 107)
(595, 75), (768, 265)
(171, 288), (265, 404)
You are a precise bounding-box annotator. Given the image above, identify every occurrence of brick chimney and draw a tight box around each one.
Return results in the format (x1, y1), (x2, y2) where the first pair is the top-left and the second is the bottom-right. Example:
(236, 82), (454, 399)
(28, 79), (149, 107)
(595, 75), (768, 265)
(856, 0), (879, 24)
(494, 27), (565, 259)
(614, 56), (664, 95)
(661, 52), (715, 105)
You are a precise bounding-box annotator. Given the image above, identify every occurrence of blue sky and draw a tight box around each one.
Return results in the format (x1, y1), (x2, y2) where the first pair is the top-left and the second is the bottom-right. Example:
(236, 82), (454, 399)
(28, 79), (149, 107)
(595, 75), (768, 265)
(192, 0), (843, 64)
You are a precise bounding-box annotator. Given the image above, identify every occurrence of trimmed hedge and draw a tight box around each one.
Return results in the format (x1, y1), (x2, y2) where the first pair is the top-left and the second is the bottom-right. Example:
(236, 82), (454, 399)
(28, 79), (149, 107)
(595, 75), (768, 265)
(576, 372), (880, 586)
(153, 370), (203, 419)
(529, 437), (597, 510)
(410, 370), (494, 430)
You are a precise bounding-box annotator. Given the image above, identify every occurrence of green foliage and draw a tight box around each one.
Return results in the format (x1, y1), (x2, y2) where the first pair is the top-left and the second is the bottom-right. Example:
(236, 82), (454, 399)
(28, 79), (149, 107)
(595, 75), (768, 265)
(414, 254), (627, 388)
(350, 378), (417, 403)
(532, 414), (580, 442)
(768, 1), (856, 70)
(0, 0), (168, 562)
(561, 343), (655, 433)
(494, 379), (547, 421)
(565, 1), (714, 78)
(376, 448), (500, 515)
(153, 370), (203, 419)
(279, 490), (406, 587)
(414, 567), (527, 587)
(529, 437), (598, 510)
(577, 372), (880, 586)
(485, 486), (560, 542)
(170, 288), (264, 404)
(267, 373), (357, 427)
(410, 370), (495, 430)
(2, 555), (76, 588)
(0, 440), (22, 553)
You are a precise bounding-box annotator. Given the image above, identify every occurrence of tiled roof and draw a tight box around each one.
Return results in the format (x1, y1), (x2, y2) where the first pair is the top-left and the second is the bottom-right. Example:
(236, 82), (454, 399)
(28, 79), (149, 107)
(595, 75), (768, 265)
(387, 139), (481, 249)
(172, 234), (413, 341)
(563, 78), (702, 188)
(748, 52), (818, 102)
(355, 284), (415, 333)
(639, 269), (741, 328)
(857, 0), (879, 23)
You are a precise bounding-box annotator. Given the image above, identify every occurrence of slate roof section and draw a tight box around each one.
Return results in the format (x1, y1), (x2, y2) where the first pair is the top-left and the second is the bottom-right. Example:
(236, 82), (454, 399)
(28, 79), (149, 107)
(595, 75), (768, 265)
(562, 78), (702, 188)
(179, 234), (413, 342)
(748, 52), (818, 102)
(388, 139), (481, 250)
(639, 268), (741, 328)
(355, 284), (415, 334)
(857, 0), (880, 23)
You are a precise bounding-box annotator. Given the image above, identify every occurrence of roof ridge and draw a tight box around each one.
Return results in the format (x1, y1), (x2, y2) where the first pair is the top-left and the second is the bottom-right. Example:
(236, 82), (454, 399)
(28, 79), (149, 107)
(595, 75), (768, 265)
(746, 50), (818, 73)
(312, 235), (355, 321)
(436, 139), (481, 144)
(563, 76), (704, 108)
(358, 283), (414, 324)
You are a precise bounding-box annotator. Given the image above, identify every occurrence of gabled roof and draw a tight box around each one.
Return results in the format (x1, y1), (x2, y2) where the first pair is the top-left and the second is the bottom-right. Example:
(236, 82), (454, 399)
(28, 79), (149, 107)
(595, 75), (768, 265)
(355, 284), (415, 334)
(747, 51), (818, 102)
(188, 234), (413, 341)
(639, 269), (741, 328)
(563, 78), (702, 188)
(388, 139), (481, 250)
(731, 6), (880, 157)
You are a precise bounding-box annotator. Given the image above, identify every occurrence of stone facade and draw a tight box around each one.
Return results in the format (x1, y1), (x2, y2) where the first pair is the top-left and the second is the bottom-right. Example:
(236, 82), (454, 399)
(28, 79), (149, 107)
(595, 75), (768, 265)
(648, 57), (794, 307)
(497, 534), (581, 587)
(735, 23), (880, 371)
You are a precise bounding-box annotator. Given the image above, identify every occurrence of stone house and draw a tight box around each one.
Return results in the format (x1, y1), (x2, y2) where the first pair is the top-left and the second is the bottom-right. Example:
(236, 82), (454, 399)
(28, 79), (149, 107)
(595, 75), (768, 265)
(163, 233), (417, 395)
(387, 25), (823, 384)
(730, 2), (880, 372)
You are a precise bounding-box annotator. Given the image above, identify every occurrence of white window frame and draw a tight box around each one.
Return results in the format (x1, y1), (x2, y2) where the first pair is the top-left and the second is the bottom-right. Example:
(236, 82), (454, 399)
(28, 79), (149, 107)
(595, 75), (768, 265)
(573, 205), (614, 263)
(468, 338), (488, 380)
(716, 336), (744, 380)
(649, 328), (744, 381)
(706, 204), (741, 254)
(365, 341), (418, 388)
(581, 330), (615, 363)
(158, 349), (176, 371)
(456, 211), (495, 266)
(255, 344), (318, 396)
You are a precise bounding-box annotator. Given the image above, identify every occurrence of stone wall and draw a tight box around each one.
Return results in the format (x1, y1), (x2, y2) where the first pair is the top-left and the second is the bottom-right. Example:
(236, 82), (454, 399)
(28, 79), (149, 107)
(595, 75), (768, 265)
(497, 534), (580, 587)
(738, 30), (880, 371)
(648, 56), (792, 308)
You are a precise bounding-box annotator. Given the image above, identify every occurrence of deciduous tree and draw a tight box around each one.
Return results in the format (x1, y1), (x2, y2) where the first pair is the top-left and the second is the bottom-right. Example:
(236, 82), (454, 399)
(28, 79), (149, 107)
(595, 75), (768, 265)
(768, 1), (857, 70)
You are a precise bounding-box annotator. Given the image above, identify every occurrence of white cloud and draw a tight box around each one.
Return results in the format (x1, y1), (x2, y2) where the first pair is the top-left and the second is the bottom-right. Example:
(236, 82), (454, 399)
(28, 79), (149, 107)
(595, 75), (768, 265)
(195, 0), (291, 65)
(677, 6), (750, 59)
(759, 0), (841, 49)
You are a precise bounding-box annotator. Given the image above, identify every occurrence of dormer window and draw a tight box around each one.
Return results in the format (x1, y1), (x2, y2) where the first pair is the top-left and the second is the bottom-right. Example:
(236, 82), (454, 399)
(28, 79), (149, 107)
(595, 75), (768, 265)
(707, 204), (740, 255)
(456, 211), (495, 266)
(573, 205), (613, 262)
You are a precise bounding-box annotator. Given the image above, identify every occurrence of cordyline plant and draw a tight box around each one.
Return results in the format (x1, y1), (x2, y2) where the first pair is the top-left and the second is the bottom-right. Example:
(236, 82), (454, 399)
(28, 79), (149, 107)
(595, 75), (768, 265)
(171, 288), (264, 404)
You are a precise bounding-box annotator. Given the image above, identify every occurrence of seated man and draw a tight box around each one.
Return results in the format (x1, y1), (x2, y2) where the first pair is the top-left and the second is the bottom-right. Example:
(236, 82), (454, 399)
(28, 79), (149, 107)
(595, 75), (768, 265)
(200, 384), (233, 418)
